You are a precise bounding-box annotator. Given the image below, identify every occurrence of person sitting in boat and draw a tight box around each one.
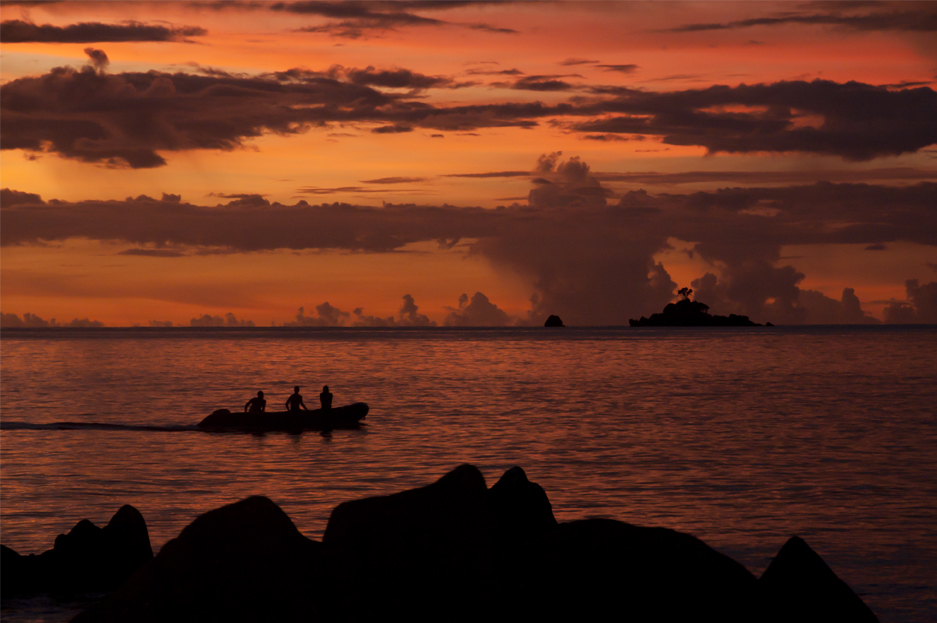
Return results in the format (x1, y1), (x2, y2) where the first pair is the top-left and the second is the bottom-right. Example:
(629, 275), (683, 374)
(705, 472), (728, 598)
(244, 390), (266, 413)
(320, 385), (333, 410)
(285, 386), (308, 412)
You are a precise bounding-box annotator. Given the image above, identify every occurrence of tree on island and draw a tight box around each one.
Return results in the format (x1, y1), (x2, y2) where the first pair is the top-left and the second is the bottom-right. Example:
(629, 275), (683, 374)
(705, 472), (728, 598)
(677, 287), (692, 301)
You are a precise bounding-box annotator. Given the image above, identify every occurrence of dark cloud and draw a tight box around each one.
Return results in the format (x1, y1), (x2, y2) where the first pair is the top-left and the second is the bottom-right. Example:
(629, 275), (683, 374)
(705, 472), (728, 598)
(4, 66), (933, 166)
(361, 177), (426, 184)
(277, 1), (513, 39)
(190, 312), (255, 327)
(559, 58), (598, 66)
(3, 155), (935, 325)
(446, 171), (530, 178)
(371, 124), (413, 134)
(0, 312), (104, 328)
(465, 67), (523, 76)
(884, 280), (937, 323)
(597, 64), (639, 74)
(343, 66), (457, 90)
(443, 292), (513, 326)
(865, 243), (887, 251)
(593, 167), (937, 186)
(668, 7), (937, 33)
(507, 75), (576, 92)
(83, 48), (109, 72)
(573, 80), (937, 161)
(0, 19), (207, 43)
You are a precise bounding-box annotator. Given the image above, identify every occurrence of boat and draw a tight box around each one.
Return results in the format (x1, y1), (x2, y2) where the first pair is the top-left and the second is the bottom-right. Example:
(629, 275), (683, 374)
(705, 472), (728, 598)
(197, 402), (369, 432)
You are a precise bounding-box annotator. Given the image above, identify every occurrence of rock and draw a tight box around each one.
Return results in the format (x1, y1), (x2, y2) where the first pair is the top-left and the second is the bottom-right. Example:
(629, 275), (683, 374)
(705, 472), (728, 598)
(489, 466), (556, 542)
(0, 505), (152, 596)
(72, 496), (323, 623)
(758, 536), (879, 622)
(531, 518), (759, 621)
(544, 315), (565, 327)
(322, 464), (493, 620)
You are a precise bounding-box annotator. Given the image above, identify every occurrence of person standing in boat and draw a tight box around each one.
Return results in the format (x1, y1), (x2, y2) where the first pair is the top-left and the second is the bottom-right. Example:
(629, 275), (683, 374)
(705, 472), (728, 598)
(285, 386), (308, 412)
(244, 390), (266, 413)
(320, 385), (333, 410)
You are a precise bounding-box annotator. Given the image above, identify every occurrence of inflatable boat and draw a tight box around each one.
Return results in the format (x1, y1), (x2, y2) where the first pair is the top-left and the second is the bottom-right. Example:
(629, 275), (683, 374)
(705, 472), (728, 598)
(198, 402), (368, 432)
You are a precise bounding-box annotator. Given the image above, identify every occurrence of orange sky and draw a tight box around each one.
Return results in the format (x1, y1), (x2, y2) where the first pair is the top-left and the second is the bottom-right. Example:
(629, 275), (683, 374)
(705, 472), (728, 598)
(2, 1), (936, 326)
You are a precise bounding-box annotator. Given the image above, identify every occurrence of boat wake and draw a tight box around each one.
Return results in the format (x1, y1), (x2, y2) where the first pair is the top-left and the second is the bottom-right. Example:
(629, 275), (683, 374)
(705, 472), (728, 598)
(0, 421), (201, 433)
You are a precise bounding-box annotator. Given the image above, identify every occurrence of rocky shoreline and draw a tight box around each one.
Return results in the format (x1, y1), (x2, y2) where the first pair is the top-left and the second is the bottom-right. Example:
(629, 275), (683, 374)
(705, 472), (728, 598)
(2, 465), (878, 622)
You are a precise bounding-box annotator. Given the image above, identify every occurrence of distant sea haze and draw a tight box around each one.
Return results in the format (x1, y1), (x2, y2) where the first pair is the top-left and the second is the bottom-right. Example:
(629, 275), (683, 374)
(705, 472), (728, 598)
(1, 326), (935, 622)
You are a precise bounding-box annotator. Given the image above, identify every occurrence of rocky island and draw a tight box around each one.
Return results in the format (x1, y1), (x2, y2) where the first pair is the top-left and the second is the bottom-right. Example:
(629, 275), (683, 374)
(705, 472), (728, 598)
(1, 465), (876, 622)
(630, 288), (766, 327)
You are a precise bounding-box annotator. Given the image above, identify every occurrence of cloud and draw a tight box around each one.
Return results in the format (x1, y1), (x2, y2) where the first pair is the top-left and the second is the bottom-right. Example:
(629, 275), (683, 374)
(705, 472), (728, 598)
(507, 75), (576, 92)
(668, 7), (937, 33)
(0, 312), (104, 328)
(361, 177), (427, 184)
(597, 64), (639, 74)
(84, 48), (109, 72)
(283, 303), (350, 327)
(277, 1), (514, 39)
(190, 312), (255, 327)
(350, 294), (437, 327)
(573, 80), (937, 161)
(0, 19), (207, 43)
(443, 292), (513, 326)
(884, 280), (937, 323)
(3, 155), (936, 325)
(148, 320), (174, 327)
(445, 171), (530, 178)
(3, 66), (933, 166)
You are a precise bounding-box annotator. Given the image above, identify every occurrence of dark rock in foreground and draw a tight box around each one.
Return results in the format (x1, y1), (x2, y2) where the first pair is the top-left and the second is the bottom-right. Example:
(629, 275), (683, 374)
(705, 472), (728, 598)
(544, 314), (565, 327)
(5, 465), (876, 622)
(1, 505), (152, 597)
(759, 536), (879, 622)
(630, 298), (762, 327)
(71, 496), (322, 623)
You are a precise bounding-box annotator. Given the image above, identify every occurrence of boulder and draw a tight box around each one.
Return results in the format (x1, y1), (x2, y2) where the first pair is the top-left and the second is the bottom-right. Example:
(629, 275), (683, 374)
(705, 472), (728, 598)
(322, 464), (493, 620)
(758, 536), (879, 622)
(72, 496), (323, 623)
(544, 315), (565, 327)
(530, 519), (759, 621)
(0, 505), (152, 596)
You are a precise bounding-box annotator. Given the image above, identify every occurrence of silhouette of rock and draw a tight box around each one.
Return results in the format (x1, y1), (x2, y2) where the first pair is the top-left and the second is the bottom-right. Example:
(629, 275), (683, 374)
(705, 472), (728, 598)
(544, 314), (565, 327)
(72, 496), (323, 623)
(759, 536), (879, 622)
(322, 463), (493, 619)
(533, 518), (759, 621)
(61, 467), (880, 621)
(0, 505), (152, 596)
(630, 297), (762, 326)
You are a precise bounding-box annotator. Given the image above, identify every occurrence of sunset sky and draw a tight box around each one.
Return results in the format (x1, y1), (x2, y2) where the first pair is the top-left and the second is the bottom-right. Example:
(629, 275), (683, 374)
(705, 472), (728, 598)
(2, 1), (935, 326)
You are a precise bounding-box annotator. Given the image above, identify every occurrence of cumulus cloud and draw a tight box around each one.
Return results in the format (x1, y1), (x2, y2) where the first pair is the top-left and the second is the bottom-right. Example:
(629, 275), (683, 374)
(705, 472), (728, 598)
(886, 279), (937, 323)
(83, 48), (109, 73)
(3, 155), (935, 325)
(0, 19), (208, 43)
(190, 312), (255, 327)
(0, 312), (104, 328)
(443, 292), (513, 326)
(281, 303), (349, 327)
(4, 64), (932, 167)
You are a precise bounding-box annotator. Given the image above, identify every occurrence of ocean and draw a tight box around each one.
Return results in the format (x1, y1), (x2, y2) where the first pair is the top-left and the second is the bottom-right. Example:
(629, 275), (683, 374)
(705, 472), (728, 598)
(1, 326), (935, 622)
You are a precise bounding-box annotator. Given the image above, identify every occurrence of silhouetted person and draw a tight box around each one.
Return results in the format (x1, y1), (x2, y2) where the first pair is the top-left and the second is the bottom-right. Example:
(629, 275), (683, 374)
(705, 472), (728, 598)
(244, 391), (266, 413)
(285, 386), (308, 412)
(320, 385), (333, 410)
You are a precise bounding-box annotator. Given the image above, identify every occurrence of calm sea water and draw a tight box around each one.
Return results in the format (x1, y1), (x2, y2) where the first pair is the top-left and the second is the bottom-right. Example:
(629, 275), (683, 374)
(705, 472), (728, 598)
(1, 327), (935, 622)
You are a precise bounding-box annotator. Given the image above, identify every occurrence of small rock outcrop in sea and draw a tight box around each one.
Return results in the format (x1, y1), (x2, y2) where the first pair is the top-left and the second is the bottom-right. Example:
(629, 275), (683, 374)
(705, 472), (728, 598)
(63, 465), (878, 622)
(630, 287), (762, 327)
(544, 314), (565, 327)
(0, 505), (152, 596)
